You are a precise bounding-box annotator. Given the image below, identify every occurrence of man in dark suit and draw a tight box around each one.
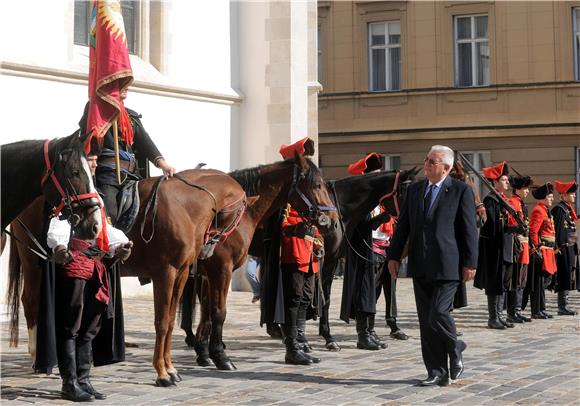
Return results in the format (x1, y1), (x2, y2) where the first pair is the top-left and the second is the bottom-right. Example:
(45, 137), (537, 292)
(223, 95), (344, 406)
(388, 145), (478, 386)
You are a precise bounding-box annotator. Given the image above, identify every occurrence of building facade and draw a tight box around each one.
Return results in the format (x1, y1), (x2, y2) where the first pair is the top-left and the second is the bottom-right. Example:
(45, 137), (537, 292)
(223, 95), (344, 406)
(0, 0), (320, 299)
(318, 0), (580, 205)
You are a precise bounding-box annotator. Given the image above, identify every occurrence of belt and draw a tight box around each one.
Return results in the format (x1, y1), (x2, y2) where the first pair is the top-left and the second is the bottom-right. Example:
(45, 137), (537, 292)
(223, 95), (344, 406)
(99, 157), (136, 173)
(540, 238), (555, 248)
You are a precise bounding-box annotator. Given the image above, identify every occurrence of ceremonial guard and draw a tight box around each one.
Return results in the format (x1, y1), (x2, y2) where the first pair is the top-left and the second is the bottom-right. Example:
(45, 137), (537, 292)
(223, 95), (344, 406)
(474, 162), (517, 329)
(79, 86), (175, 231)
(523, 183), (557, 319)
(340, 153), (390, 350)
(552, 181), (578, 315)
(46, 155), (133, 402)
(260, 139), (323, 366)
(506, 175), (533, 323)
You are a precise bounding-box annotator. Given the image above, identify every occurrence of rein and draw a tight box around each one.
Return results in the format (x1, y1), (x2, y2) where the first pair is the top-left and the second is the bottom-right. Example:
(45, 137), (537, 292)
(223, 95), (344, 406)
(140, 173), (246, 244)
(288, 164), (336, 226)
(327, 181), (375, 264)
(3, 219), (51, 261)
(39, 139), (100, 219)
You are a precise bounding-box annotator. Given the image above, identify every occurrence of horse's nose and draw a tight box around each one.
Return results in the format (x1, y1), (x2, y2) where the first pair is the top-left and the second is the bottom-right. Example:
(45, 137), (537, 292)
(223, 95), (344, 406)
(92, 224), (99, 236)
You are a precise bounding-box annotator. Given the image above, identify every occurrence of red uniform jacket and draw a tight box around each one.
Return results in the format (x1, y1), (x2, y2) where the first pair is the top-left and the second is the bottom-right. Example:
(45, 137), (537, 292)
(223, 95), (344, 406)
(280, 206), (321, 273)
(529, 203), (557, 274)
(507, 194), (530, 265)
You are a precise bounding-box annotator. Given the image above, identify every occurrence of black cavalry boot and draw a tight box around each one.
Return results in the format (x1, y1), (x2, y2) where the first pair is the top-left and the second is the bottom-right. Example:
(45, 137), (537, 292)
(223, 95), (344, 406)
(282, 325), (312, 366)
(515, 288), (532, 322)
(57, 338), (94, 402)
(296, 308), (320, 363)
(356, 313), (380, 350)
(497, 294), (514, 328)
(558, 291), (577, 315)
(77, 341), (106, 400)
(506, 291), (524, 324)
(367, 314), (387, 349)
(487, 296), (506, 330)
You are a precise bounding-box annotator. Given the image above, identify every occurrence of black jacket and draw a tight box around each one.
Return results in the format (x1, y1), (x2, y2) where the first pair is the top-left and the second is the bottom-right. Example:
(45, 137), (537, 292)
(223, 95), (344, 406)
(389, 176), (478, 281)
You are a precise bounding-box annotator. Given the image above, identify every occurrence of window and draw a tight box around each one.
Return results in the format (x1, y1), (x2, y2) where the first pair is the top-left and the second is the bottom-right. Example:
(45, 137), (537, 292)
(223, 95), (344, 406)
(368, 21), (401, 91)
(74, 0), (140, 55)
(382, 154), (401, 171)
(459, 151), (491, 198)
(574, 8), (580, 80)
(454, 15), (489, 87)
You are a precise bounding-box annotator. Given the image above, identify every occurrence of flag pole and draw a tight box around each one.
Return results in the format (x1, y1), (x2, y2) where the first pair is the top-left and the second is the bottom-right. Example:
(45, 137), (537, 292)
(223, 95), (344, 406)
(112, 119), (122, 185)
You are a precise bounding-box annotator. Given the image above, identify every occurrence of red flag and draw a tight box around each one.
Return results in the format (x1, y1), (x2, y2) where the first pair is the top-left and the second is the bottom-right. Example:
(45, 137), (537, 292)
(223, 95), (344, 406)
(86, 0), (133, 153)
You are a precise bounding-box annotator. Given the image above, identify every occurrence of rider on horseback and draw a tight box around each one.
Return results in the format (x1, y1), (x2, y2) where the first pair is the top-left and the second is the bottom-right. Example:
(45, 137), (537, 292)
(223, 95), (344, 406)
(79, 85), (176, 232)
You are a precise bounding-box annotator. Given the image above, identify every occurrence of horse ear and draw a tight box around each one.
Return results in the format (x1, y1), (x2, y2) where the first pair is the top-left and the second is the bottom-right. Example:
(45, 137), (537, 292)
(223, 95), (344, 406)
(246, 196), (260, 207)
(293, 151), (309, 172)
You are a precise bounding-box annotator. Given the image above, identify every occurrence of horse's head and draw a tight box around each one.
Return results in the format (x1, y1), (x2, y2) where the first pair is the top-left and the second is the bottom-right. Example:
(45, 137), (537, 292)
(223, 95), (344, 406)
(379, 167), (419, 217)
(287, 152), (337, 230)
(41, 132), (102, 239)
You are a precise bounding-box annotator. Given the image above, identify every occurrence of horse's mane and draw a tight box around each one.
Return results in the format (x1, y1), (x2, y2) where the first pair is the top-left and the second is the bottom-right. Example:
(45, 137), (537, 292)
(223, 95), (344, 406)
(229, 158), (323, 197)
(229, 165), (263, 197)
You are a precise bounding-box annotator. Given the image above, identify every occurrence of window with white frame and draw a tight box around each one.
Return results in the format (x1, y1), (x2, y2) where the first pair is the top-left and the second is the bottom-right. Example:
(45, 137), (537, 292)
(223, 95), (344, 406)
(574, 8), (580, 81)
(368, 21), (401, 91)
(454, 15), (489, 87)
(459, 151), (491, 198)
(74, 0), (140, 55)
(382, 154), (401, 171)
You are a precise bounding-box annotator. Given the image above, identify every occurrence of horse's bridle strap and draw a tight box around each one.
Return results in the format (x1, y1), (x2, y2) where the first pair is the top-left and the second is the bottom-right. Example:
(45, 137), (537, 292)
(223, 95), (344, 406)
(378, 170), (401, 217)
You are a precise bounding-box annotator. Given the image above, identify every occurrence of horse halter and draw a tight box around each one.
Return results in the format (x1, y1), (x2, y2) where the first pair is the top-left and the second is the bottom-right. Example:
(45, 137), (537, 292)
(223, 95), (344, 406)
(378, 170), (401, 217)
(288, 163), (336, 227)
(39, 139), (101, 224)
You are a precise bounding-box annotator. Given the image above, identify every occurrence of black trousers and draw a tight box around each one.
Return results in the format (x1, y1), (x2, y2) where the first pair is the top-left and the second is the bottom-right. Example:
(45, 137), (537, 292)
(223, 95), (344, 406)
(413, 277), (461, 378)
(281, 264), (315, 338)
(373, 253), (397, 319)
(55, 275), (104, 345)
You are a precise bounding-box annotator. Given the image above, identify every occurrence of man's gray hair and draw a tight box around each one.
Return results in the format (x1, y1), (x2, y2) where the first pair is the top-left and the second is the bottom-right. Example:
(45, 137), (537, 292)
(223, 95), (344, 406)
(429, 145), (454, 167)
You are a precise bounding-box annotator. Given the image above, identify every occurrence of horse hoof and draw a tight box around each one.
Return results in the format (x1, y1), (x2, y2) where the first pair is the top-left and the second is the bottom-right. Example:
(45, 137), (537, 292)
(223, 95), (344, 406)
(185, 335), (196, 347)
(325, 341), (341, 352)
(155, 377), (176, 387)
(169, 372), (182, 383)
(197, 356), (213, 367)
(214, 359), (237, 371)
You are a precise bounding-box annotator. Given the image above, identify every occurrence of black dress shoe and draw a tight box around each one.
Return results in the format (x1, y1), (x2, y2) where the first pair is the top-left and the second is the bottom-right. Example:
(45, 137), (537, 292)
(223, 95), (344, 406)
(419, 374), (449, 387)
(558, 307), (577, 316)
(499, 317), (515, 328)
(507, 314), (524, 324)
(488, 319), (507, 329)
(540, 311), (553, 319)
(532, 313), (548, 319)
(450, 340), (467, 380)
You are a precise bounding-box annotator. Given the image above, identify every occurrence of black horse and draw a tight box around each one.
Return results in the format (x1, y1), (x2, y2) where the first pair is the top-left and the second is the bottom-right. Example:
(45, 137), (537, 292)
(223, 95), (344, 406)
(1, 132), (101, 238)
(318, 168), (418, 351)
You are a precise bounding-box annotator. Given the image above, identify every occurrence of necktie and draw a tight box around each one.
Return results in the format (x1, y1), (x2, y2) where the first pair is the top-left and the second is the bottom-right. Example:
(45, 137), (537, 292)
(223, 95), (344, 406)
(424, 184), (434, 218)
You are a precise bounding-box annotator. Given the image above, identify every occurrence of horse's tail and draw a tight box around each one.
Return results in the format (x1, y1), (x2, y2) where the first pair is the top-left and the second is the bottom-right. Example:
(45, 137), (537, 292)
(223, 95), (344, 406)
(7, 234), (22, 347)
(179, 263), (198, 335)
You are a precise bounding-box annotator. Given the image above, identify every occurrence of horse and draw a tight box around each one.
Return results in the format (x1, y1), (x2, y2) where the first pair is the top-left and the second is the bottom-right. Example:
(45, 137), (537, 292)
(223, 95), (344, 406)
(317, 168), (418, 351)
(8, 167), (249, 387)
(1, 132), (101, 237)
(180, 156), (337, 370)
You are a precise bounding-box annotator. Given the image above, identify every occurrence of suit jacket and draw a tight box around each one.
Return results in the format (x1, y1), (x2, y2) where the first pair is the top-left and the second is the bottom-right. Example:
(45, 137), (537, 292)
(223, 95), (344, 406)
(389, 176), (478, 281)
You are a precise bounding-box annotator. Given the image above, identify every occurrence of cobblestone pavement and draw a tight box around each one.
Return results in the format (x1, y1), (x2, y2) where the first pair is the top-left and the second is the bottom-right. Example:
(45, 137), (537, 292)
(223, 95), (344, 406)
(2, 279), (579, 405)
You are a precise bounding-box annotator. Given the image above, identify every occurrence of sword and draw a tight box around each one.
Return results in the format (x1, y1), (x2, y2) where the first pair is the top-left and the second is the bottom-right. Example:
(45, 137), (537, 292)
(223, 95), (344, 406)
(455, 151), (528, 231)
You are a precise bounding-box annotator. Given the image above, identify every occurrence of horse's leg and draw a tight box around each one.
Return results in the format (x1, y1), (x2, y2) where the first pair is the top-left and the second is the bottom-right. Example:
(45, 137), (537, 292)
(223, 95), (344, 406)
(163, 266), (191, 384)
(320, 261), (340, 351)
(152, 273), (176, 387)
(194, 276), (213, 366)
(207, 266), (236, 370)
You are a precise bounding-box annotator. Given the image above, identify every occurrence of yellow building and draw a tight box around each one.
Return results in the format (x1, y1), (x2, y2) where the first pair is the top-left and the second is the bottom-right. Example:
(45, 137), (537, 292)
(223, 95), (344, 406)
(318, 0), (580, 204)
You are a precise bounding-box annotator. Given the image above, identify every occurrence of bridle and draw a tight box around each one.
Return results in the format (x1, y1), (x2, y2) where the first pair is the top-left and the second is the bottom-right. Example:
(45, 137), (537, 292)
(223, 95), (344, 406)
(39, 140), (101, 225)
(378, 170), (402, 217)
(288, 163), (336, 227)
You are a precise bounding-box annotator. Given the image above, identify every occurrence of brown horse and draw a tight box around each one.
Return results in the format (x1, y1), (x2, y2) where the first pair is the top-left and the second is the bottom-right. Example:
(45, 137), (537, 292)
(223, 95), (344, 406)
(184, 156), (337, 370)
(8, 167), (248, 387)
(1, 132), (101, 237)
